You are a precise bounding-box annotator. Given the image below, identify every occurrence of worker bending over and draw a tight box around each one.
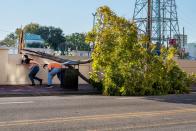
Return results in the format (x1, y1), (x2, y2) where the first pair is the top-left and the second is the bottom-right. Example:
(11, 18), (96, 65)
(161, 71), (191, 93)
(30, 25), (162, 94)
(43, 63), (64, 88)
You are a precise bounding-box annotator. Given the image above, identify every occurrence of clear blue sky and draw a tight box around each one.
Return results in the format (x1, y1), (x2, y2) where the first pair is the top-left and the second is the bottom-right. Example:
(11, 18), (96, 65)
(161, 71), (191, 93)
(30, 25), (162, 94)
(0, 0), (195, 42)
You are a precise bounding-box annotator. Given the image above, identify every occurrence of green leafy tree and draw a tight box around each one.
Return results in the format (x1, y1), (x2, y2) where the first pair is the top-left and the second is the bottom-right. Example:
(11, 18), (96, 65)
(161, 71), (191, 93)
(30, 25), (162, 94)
(64, 33), (90, 51)
(0, 33), (17, 47)
(15, 23), (40, 37)
(15, 28), (22, 37)
(86, 6), (194, 96)
(14, 24), (65, 50)
(36, 26), (65, 50)
(23, 23), (40, 34)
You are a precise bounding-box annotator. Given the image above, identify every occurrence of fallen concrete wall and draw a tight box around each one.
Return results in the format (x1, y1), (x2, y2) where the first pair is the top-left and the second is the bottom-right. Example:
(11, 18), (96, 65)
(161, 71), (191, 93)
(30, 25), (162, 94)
(0, 48), (91, 85)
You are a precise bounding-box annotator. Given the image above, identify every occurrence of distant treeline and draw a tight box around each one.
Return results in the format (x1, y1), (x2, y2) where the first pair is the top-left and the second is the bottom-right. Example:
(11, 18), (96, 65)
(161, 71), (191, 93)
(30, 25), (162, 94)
(0, 23), (90, 54)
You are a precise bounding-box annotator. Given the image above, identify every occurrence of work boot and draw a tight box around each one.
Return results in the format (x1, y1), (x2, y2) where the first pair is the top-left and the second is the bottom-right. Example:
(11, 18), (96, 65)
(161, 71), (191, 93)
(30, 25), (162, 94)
(40, 79), (43, 85)
(31, 84), (35, 86)
(46, 85), (53, 88)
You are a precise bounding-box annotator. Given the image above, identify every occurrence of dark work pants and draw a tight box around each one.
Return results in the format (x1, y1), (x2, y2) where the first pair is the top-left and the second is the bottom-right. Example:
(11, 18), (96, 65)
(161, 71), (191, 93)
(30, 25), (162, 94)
(29, 65), (42, 85)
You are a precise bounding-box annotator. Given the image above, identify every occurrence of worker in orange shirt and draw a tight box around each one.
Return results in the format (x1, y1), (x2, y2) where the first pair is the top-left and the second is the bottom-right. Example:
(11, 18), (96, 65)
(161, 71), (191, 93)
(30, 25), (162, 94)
(43, 63), (64, 88)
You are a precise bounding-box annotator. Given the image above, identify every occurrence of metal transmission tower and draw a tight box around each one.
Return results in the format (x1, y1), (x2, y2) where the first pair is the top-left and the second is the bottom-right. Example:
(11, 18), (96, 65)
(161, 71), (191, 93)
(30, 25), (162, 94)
(133, 0), (180, 48)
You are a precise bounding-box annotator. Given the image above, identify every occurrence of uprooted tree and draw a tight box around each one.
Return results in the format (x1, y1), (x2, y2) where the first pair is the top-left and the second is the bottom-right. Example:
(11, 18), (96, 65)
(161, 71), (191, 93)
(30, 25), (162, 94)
(86, 6), (195, 96)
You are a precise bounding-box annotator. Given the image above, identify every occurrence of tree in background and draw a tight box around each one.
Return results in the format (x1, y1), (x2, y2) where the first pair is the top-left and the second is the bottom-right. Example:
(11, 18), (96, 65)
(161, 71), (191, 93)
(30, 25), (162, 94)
(58, 33), (90, 55)
(15, 23), (39, 37)
(86, 6), (195, 96)
(15, 23), (65, 50)
(36, 26), (65, 50)
(23, 23), (39, 34)
(1, 23), (90, 52)
(0, 33), (17, 47)
(64, 33), (90, 51)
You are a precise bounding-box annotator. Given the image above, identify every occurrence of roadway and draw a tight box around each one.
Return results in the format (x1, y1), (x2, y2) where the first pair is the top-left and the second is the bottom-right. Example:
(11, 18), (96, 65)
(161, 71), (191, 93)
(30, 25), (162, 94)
(0, 93), (196, 131)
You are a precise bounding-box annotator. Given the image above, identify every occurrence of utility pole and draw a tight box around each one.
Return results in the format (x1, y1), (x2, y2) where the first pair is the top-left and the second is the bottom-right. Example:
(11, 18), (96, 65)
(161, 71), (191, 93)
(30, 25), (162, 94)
(183, 27), (185, 48)
(147, 0), (152, 49)
(92, 12), (97, 30)
(18, 26), (24, 54)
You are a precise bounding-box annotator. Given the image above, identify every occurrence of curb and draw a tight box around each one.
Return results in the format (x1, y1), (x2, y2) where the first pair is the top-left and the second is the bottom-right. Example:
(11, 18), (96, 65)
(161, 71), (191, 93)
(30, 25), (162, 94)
(190, 90), (196, 93)
(0, 91), (101, 97)
(0, 84), (101, 97)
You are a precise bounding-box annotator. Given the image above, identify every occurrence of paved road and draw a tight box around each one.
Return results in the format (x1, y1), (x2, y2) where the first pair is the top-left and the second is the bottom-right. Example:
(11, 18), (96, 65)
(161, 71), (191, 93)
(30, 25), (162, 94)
(0, 93), (196, 131)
